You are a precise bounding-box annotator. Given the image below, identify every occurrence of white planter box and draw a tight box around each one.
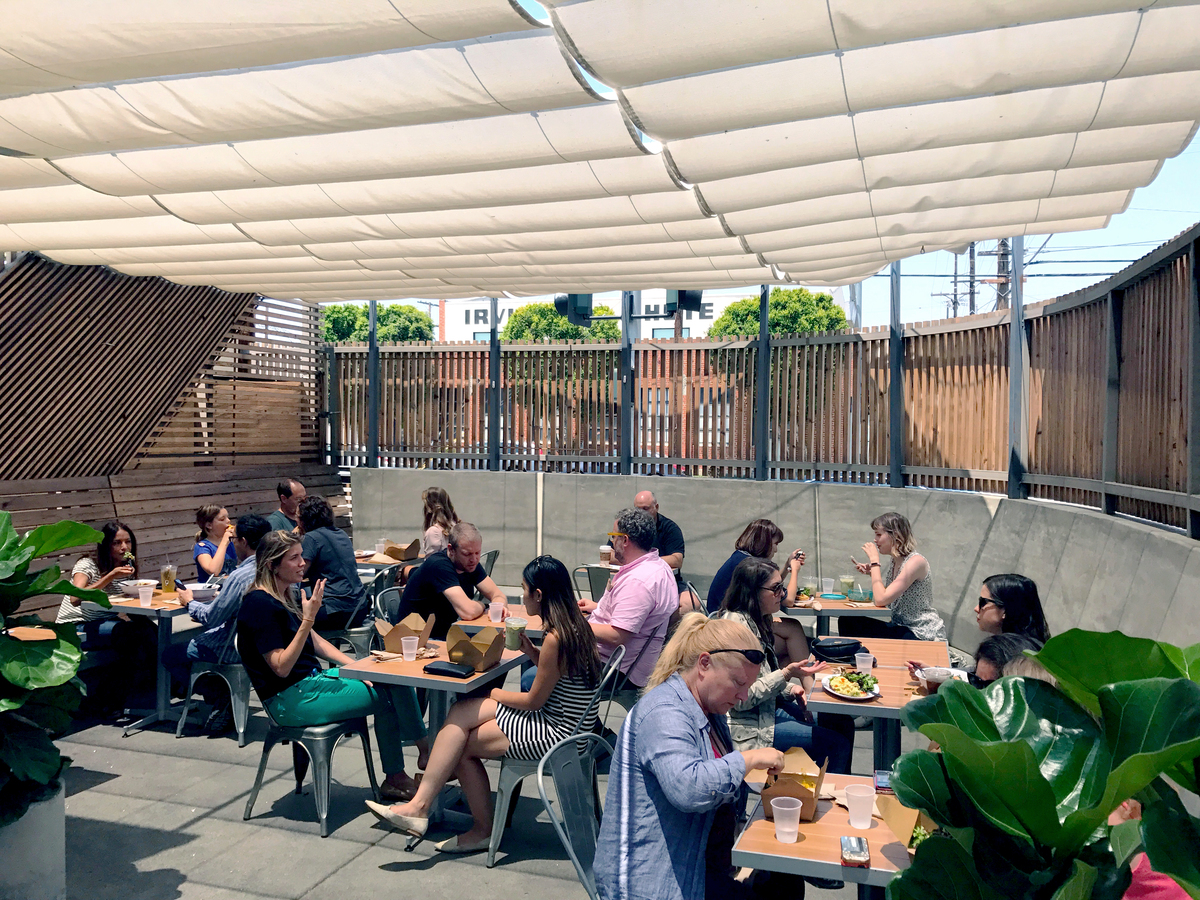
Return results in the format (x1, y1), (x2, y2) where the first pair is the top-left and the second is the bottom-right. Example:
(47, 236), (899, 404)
(0, 783), (65, 900)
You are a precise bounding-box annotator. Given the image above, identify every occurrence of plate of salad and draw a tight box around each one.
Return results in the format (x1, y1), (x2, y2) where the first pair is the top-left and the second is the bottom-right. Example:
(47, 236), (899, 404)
(821, 671), (881, 700)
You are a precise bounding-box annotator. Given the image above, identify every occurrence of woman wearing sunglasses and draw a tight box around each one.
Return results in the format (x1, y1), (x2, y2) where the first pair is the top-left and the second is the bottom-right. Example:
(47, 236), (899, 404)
(594, 613), (799, 900)
(908, 573), (1050, 676)
(717, 557), (852, 774)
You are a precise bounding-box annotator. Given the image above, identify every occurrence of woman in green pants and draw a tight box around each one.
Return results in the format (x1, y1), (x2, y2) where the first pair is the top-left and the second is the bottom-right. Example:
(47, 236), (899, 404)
(237, 531), (427, 800)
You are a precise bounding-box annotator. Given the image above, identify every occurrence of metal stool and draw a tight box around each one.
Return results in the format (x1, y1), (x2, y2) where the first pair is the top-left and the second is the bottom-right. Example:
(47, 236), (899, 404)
(175, 659), (253, 747)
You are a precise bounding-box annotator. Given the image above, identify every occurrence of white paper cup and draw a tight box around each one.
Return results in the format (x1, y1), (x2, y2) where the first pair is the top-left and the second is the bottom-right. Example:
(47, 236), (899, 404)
(599, 545), (613, 564)
(846, 784), (876, 829)
(855, 652), (874, 675)
(375, 540), (387, 554)
(400, 635), (419, 661)
(770, 797), (803, 843)
(821, 577), (835, 594)
(488, 602), (504, 623)
(138, 584), (154, 607)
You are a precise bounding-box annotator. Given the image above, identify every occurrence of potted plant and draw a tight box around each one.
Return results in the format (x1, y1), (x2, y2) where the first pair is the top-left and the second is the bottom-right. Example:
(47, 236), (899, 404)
(0, 512), (108, 900)
(887, 628), (1200, 900)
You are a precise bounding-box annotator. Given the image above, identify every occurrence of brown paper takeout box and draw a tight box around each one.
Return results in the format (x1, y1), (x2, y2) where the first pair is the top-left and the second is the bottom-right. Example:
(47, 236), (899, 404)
(383, 538), (421, 561)
(374, 613), (435, 653)
(761, 747), (828, 822)
(445, 624), (505, 672)
(875, 793), (938, 856)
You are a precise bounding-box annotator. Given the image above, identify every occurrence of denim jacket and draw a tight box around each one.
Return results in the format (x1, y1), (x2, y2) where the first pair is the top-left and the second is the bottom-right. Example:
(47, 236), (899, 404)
(594, 673), (746, 900)
(189, 556), (256, 664)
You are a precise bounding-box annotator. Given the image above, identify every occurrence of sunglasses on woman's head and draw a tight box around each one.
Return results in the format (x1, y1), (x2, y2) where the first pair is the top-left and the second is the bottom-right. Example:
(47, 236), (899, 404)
(709, 648), (766, 665)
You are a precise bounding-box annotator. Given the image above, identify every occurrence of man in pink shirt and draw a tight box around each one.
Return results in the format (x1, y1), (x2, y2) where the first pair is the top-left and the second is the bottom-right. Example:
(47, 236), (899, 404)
(579, 507), (679, 689)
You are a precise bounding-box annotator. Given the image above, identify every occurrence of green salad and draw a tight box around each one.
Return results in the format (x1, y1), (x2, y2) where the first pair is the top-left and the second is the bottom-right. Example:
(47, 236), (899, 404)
(843, 670), (879, 692)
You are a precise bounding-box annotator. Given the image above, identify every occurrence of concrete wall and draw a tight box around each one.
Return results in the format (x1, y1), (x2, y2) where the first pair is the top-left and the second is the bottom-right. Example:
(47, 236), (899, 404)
(352, 469), (1198, 652)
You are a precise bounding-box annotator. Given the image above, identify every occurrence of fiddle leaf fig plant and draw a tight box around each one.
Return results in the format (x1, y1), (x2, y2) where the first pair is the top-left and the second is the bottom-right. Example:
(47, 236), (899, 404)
(0, 512), (108, 826)
(887, 654), (1200, 900)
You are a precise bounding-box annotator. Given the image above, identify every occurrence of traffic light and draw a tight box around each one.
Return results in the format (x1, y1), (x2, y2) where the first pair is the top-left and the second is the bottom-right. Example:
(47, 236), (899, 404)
(554, 293), (593, 327)
(665, 289), (703, 315)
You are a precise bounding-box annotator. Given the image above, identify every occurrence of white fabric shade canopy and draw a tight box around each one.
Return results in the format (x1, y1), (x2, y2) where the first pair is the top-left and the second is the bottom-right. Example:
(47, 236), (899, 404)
(2, 0), (1197, 298)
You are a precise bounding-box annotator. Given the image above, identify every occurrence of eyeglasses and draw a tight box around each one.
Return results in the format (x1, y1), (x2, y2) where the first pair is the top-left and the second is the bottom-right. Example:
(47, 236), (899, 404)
(760, 582), (786, 596)
(708, 648), (766, 665)
(977, 596), (1005, 609)
(606, 532), (627, 540)
(968, 672), (995, 689)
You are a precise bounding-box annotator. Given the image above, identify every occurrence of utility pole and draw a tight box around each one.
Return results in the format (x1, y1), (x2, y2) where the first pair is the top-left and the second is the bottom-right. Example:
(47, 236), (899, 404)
(996, 238), (1012, 309)
(969, 242), (977, 315)
(933, 252), (962, 317)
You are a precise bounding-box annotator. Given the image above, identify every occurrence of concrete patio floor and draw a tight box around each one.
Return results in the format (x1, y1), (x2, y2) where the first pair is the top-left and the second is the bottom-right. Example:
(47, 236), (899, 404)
(60, 639), (922, 900)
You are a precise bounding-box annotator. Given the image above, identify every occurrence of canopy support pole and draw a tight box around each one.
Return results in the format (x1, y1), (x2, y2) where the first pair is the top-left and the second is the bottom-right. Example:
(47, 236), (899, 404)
(488, 296), (501, 472)
(1187, 240), (1200, 538)
(754, 284), (771, 481)
(619, 290), (634, 475)
(889, 263), (904, 487)
(1007, 236), (1029, 499)
(367, 299), (379, 468)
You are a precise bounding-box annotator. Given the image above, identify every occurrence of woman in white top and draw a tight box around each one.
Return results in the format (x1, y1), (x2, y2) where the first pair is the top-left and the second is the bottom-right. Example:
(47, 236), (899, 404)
(843, 511), (946, 643)
(420, 486), (459, 556)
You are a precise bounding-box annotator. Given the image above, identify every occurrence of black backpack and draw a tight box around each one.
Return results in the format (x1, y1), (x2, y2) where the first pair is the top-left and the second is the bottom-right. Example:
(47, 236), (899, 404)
(810, 636), (865, 664)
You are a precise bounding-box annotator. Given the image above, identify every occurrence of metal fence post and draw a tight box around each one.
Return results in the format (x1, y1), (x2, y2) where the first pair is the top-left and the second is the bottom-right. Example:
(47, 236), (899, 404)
(889, 262), (904, 487)
(488, 296), (501, 472)
(325, 345), (341, 466)
(620, 290), (634, 475)
(1007, 235), (1029, 499)
(1187, 241), (1200, 538)
(1102, 288), (1124, 516)
(754, 284), (771, 481)
(367, 299), (379, 468)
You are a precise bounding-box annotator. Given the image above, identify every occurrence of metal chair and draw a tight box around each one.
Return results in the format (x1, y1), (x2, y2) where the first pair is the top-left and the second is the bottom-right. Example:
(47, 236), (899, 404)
(536, 732), (614, 900)
(175, 659), (254, 747)
(376, 585), (402, 623)
(474, 549), (500, 602)
(486, 644), (625, 867)
(586, 565), (613, 602)
(243, 701), (381, 837)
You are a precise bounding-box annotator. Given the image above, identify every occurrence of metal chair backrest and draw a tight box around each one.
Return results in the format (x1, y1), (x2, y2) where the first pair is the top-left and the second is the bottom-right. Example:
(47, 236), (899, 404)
(481, 549), (499, 576)
(537, 732), (612, 900)
(586, 566), (613, 603)
(376, 586), (403, 623)
(565, 644), (625, 739)
(366, 564), (402, 606)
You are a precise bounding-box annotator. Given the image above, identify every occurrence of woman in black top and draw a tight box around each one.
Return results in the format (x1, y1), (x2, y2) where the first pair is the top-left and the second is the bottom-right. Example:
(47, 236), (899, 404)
(237, 531), (427, 801)
(706, 518), (806, 613)
(296, 496), (369, 630)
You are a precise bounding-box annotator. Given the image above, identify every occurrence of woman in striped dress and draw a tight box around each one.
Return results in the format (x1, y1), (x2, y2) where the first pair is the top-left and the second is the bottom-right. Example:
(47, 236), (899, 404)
(367, 555), (601, 854)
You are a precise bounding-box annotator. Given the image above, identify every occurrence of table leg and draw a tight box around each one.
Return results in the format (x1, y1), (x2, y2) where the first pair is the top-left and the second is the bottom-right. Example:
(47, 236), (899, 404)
(858, 884), (886, 900)
(406, 689), (471, 849)
(873, 719), (901, 771)
(816, 613), (831, 636)
(123, 614), (176, 737)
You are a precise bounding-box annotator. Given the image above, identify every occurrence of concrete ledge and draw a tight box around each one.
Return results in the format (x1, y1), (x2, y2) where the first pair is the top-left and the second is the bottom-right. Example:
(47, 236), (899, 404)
(353, 470), (1196, 652)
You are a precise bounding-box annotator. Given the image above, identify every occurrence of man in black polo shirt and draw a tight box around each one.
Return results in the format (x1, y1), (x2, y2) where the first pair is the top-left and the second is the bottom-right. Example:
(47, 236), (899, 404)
(396, 522), (508, 639)
(634, 490), (703, 613)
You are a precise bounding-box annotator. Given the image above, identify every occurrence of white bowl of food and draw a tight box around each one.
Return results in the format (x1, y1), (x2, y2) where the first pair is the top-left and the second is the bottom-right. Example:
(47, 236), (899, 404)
(119, 579), (159, 598)
(184, 582), (218, 602)
(916, 666), (967, 692)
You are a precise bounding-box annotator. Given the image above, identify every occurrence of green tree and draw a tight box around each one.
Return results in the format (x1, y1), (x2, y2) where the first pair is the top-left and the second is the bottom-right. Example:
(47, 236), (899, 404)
(500, 302), (621, 342)
(320, 302), (435, 343)
(321, 303), (365, 342)
(377, 304), (434, 342)
(708, 287), (847, 338)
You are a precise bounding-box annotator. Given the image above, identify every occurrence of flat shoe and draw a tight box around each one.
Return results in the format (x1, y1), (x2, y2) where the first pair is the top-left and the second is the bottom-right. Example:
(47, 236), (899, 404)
(435, 834), (491, 854)
(379, 781), (417, 802)
(364, 800), (428, 837)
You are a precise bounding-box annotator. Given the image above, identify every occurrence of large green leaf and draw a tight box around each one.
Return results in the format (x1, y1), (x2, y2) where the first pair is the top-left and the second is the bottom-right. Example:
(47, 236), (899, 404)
(1048, 860), (1096, 900)
(1032, 630), (1188, 717)
(15, 681), (83, 735)
(1060, 678), (1200, 851)
(905, 679), (1111, 818)
(19, 521), (102, 559)
(886, 833), (1010, 900)
(0, 514), (21, 575)
(0, 545), (34, 582)
(1109, 819), (1143, 868)
(1139, 779), (1200, 899)
(0, 627), (82, 689)
(892, 749), (963, 827)
(925, 723), (1064, 850)
(0, 718), (62, 783)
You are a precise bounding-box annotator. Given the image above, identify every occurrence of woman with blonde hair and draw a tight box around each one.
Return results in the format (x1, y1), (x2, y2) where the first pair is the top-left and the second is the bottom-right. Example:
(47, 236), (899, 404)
(236, 531), (426, 801)
(593, 613), (792, 900)
(420, 487), (459, 556)
(845, 511), (946, 642)
(193, 504), (238, 581)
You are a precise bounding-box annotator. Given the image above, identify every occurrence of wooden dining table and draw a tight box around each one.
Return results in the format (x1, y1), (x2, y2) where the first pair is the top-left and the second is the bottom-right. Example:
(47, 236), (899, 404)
(456, 603), (544, 638)
(805, 637), (950, 770)
(93, 590), (191, 737)
(732, 774), (910, 900)
(782, 596), (892, 636)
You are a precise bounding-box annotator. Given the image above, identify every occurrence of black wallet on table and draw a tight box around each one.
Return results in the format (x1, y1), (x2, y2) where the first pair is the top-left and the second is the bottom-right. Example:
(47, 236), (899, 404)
(423, 661), (476, 678)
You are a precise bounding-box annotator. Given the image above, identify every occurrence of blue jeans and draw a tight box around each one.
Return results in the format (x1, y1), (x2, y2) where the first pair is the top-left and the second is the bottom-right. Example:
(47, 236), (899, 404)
(772, 701), (853, 774)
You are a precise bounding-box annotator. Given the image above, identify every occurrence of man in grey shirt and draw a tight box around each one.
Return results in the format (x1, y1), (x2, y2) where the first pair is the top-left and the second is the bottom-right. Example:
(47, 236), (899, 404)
(266, 478), (305, 532)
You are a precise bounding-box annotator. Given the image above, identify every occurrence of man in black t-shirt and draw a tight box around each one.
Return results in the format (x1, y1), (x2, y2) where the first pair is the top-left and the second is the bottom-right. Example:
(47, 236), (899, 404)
(396, 522), (507, 639)
(634, 490), (702, 613)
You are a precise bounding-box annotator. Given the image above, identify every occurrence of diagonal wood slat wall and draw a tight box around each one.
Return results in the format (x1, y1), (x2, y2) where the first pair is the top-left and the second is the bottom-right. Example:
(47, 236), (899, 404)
(0, 253), (257, 479)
